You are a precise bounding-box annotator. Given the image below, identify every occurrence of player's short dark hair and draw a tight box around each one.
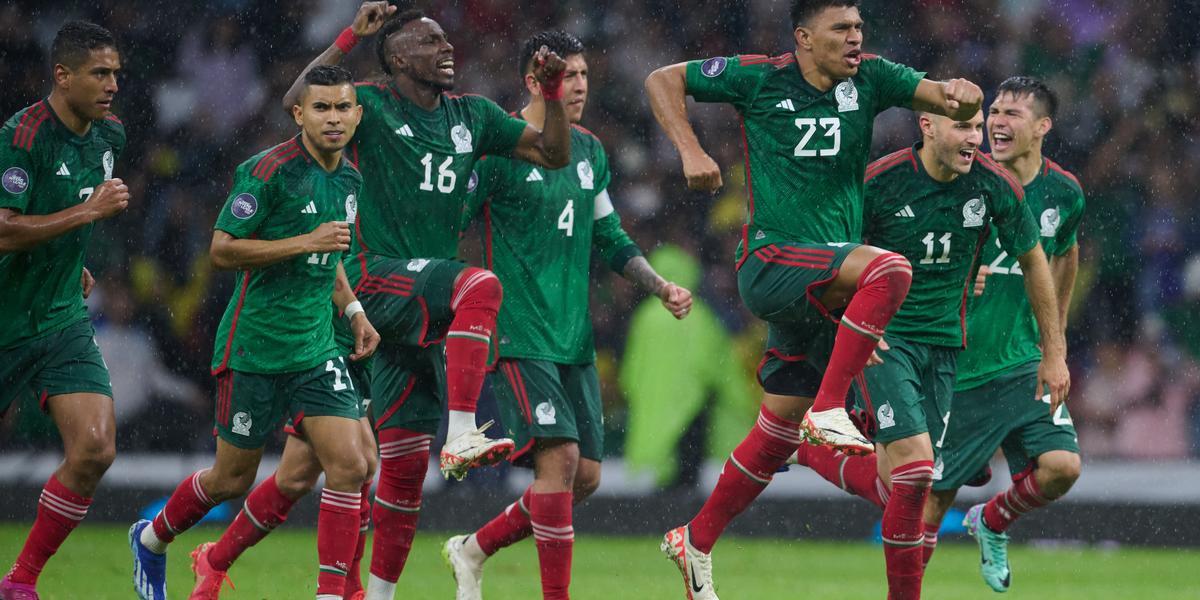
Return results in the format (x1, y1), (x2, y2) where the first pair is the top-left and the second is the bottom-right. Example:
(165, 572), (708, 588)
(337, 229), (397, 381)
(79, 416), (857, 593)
(518, 30), (584, 77)
(304, 65), (355, 88)
(376, 9), (427, 75)
(790, 0), (860, 29)
(51, 21), (117, 69)
(995, 76), (1058, 119)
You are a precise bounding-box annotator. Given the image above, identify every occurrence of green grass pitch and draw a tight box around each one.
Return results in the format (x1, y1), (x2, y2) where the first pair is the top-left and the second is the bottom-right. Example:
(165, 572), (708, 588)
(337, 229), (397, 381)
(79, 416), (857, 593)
(3, 524), (1198, 598)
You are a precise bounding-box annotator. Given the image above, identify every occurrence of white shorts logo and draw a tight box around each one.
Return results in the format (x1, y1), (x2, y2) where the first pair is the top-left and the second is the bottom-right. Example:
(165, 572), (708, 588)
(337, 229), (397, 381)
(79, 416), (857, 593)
(232, 412), (252, 436)
(407, 258), (430, 272)
(877, 404), (895, 429)
(535, 401), (557, 425)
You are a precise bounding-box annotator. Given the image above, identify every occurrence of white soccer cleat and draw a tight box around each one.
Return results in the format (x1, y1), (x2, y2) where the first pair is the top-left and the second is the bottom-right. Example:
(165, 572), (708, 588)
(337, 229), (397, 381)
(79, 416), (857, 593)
(661, 526), (719, 600)
(441, 535), (484, 600)
(439, 420), (515, 481)
(802, 408), (874, 455)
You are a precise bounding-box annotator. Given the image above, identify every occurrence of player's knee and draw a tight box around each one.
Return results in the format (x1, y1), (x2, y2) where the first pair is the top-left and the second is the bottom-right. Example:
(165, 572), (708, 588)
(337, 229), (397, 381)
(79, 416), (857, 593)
(859, 251), (913, 301)
(207, 470), (258, 501)
(1039, 452), (1081, 491)
(453, 268), (503, 312)
(65, 431), (116, 478)
(363, 449), (379, 482)
(276, 471), (319, 499)
(573, 471), (600, 503)
(326, 453), (370, 489)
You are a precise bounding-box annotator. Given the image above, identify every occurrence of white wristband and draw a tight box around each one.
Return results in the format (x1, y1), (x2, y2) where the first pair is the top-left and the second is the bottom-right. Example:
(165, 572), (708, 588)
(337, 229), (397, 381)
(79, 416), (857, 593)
(344, 300), (364, 321)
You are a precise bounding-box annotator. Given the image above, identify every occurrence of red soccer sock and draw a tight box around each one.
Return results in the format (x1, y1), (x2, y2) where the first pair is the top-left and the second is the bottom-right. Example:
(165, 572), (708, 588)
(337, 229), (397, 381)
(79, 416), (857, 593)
(151, 469), (218, 545)
(811, 253), (912, 412)
(530, 491), (574, 600)
(922, 521), (940, 566)
(881, 460), (935, 600)
(795, 441), (887, 510)
(316, 488), (362, 597)
(445, 268), (502, 415)
(207, 475), (298, 572)
(369, 430), (432, 583)
(983, 471), (1051, 533)
(688, 407), (803, 553)
(343, 479), (373, 597)
(7, 475), (92, 585)
(475, 487), (534, 555)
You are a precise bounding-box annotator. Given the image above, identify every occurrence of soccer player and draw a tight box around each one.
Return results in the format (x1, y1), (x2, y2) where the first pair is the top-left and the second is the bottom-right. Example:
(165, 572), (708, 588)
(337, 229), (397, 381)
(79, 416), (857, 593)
(923, 76), (1085, 593)
(645, 1), (986, 595)
(128, 65), (380, 600)
(279, 4), (573, 597)
(0, 21), (129, 600)
(441, 31), (693, 600)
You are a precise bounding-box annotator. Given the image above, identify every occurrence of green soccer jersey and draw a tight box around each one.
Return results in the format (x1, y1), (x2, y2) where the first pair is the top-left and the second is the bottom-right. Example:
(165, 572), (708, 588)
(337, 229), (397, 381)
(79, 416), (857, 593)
(955, 156), (1085, 390)
(465, 122), (641, 364)
(863, 145), (1040, 348)
(346, 83), (527, 278)
(684, 53), (924, 263)
(211, 136), (363, 374)
(0, 100), (125, 348)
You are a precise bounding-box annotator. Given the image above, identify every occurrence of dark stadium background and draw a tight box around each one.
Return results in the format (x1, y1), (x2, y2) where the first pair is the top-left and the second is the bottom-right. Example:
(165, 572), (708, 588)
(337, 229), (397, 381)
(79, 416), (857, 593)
(3, 0), (1200, 546)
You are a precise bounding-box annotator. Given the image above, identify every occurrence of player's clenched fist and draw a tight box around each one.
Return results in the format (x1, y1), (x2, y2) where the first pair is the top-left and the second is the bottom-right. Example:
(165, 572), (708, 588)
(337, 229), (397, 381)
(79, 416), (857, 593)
(531, 46), (567, 87)
(350, 312), (380, 361)
(87, 178), (130, 220)
(681, 149), (723, 191)
(351, 1), (396, 37)
(943, 78), (984, 119)
(306, 221), (351, 253)
(658, 282), (694, 320)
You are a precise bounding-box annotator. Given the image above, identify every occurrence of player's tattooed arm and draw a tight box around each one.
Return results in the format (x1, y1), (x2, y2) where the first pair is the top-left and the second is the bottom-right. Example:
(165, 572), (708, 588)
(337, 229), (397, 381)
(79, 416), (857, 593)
(0, 179), (130, 252)
(511, 47), (571, 169)
(622, 256), (694, 320)
(281, 1), (395, 112)
(911, 78), (984, 122)
(334, 261), (380, 361)
(645, 62), (722, 192)
(1016, 244), (1070, 411)
(1050, 243), (1079, 336)
(210, 221), (350, 270)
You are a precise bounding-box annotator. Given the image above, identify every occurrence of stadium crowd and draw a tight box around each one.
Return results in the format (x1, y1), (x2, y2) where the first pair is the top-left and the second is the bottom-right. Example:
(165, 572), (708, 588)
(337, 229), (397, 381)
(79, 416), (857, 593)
(2, 0), (1199, 467)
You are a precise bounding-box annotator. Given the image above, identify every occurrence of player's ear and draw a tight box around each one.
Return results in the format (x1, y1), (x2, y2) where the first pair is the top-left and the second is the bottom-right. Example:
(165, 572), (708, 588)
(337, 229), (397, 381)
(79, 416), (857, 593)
(523, 73), (540, 97)
(53, 63), (71, 89)
(292, 103), (304, 127)
(793, 26), (812, 51)
(1036, 116), (1053, 138)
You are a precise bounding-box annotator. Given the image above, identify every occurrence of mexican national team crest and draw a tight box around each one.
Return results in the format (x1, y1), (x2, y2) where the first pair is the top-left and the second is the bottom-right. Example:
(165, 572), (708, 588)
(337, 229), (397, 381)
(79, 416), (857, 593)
(962, 197), (986, 227)
(701, 56), (727, 77)
(2, 167), (28, 194)
(102, 149), (114, 180)
(577, 160), (594, 190)
(232, 412), (252, 436)
(835, 80), (859, 112)
(451, 123), (473, 154)
(536, 401), (557, 425)
(345, 194), (357, 223)
(877, 404), (895, 429)
(231, 193), (257, 219)
(1040, 208), (1061, 237)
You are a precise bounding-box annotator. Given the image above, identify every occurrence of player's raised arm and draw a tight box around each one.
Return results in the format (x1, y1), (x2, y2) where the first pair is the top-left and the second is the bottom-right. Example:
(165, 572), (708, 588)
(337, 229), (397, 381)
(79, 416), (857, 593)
(1015, 244), (1069, 409)
(644, 62), (722, 191)
(0, 179), (129, 253)
(280, 0), (395, 112)
(509, 47), (571, 169)
(912, 78), (985, 122)
(210, 221), (350, 271)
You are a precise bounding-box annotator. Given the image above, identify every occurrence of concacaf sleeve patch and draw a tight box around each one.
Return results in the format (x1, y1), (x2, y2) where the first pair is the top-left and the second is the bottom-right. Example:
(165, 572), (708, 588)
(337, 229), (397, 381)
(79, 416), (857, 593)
(231, 193), (258, 219)
(701, 57), (728, 77)
(2, 167), (29, 194)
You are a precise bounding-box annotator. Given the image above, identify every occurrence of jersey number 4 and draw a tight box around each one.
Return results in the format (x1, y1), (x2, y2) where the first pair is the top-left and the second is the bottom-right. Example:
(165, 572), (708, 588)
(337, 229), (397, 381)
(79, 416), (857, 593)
(419, 153), (457, 193)
(558, 200), (575, 237)
(794, 117), (841, 157)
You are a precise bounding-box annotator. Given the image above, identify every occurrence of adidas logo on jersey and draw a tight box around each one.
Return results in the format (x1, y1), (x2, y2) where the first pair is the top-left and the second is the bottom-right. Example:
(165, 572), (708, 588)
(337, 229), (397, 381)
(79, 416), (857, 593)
(56, 163), (71, 177)
(300, 200), (318, 214)
(775, 99), (796, 111)
(526, 168), (544, 182)
(894, 206), (915, 218)
(394, 124), (413, 137)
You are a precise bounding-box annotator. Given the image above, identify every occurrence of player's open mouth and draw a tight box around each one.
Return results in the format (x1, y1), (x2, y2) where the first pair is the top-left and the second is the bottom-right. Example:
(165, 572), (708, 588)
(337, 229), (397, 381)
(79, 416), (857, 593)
(958, 148), (975, 162)
(437, 58), (455, 76)
(845, 50), (862, 67)
(991, 132), (1012, 152)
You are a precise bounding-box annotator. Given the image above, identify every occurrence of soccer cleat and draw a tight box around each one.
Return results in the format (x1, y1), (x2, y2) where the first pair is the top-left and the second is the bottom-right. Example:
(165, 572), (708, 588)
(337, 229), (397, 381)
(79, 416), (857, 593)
(660, 526), (719, 600)
(802, 408), (874, 455)
(441, 534), (483, 600)
(0, 575), (39, 600)
(964, 504), (1012, 593)
(188, 542), (234, 599)
(129, 519), (168, 600)
(439, 421), (515, 481)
